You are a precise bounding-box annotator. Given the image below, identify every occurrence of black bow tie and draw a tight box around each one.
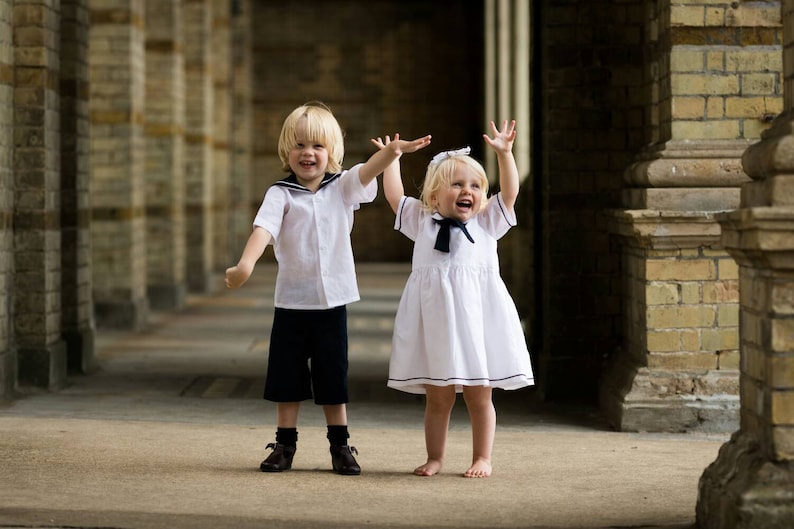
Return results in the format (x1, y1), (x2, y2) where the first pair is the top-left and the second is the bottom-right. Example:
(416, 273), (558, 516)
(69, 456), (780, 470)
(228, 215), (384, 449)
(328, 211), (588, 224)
(433, 217), (475, 253)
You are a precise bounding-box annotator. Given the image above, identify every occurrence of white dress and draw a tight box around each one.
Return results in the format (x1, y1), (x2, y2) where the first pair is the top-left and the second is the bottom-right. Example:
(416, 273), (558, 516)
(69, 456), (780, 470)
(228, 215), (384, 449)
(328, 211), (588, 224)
(388, 193), (535, 394)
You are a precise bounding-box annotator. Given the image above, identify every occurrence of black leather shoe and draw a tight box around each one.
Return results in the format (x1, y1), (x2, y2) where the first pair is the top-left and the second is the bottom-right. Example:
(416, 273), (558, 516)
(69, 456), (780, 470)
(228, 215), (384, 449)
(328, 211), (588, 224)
(260, 442), (295, 472)
(330, 445), (361, 475)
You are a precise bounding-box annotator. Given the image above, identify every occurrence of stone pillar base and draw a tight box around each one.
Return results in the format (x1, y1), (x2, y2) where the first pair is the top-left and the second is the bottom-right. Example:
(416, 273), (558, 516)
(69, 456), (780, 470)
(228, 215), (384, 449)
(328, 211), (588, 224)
(697, 431), (794, 529)
(94, 298), (149, 330)
(600, 355), (739, 432)
(17, 340), (67, 390)
(147, 283), (187, 311)
(63, 327), (96, 374)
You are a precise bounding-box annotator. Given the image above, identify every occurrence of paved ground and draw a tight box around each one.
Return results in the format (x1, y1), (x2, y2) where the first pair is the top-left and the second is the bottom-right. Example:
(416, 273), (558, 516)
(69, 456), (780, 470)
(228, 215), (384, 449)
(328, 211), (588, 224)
(0, 263), (727, 529)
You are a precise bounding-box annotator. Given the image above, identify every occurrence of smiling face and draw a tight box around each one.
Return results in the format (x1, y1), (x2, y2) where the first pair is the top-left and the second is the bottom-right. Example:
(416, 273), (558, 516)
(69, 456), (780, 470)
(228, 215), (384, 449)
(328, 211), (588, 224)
(287, 117), (330, 191)
(431, 163), (484, 222)
(421, 156), (489, 222)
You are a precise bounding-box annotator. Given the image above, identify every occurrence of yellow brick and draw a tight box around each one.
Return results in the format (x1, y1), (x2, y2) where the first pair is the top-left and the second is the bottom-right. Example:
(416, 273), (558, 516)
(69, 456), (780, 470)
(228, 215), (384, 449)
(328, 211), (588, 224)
(726, 50), (783, 72)
(772, 319), (794, 353)
(671, 5), (704, 26)
(647, 330), (681, 352)
(682, 329), (700, 351)
(671, 96), (705, 119)
(671, 120), (740, 140)
(706, 96), (724, 119)
(726, 96), (777, 118)
(771, 391), (794, 425)
(718, 305), (739, 327)
(647, 351), (717, 370)
(681, 283), (701, 304)
(769, 356), (794, 389)
(647, 283), (679, 305)
(701, 327), (739, 351)
(718, 258), (739, 280)
(646, 259), (715, 281)
(670, 50), (704, 72)
(719, 351), (740, 370)
(742, 73), (777, 94)
(647, 305), (716, 329)
(702, 280), (739, 303)
(704, 7), (724, 26)
(671, 73), (740, 96)
(772, 283), (794, 315)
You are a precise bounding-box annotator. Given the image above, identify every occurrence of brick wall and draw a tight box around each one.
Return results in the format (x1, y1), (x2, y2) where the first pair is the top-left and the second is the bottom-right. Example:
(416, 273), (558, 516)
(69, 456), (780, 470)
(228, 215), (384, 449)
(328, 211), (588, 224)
(60, 0), (94, 372)
(541, 0), (646, 399)
(0, 0), (12, 397)
(89, 0), (149, 328)
(145, 0), (186, 309)
(250, 0), (483, 262)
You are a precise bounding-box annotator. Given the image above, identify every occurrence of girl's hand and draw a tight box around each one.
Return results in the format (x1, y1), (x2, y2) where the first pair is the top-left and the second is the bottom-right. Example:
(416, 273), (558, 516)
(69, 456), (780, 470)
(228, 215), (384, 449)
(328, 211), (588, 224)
(483, 120), (516, 153)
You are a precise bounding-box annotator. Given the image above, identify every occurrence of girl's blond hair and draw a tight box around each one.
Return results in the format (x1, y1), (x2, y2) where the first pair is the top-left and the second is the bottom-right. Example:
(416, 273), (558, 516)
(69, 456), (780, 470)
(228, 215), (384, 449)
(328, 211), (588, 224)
(419, 155), (489, 211)
(277, 101), (345, 174)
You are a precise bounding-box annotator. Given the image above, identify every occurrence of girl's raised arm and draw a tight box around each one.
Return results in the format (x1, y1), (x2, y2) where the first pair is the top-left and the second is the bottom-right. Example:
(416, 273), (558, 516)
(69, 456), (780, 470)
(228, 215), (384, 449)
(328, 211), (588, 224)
(483, 120), (519, 211)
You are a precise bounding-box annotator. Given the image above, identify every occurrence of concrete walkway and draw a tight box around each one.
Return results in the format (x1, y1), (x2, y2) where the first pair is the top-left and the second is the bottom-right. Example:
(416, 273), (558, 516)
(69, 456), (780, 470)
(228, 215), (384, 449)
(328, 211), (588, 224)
(0, 263), (727, 529)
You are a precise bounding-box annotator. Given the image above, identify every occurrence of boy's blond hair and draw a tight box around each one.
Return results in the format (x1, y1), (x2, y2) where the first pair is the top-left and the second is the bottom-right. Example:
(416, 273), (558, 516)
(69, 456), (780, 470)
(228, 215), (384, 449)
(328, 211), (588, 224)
(277, 101), (345, 174)
(419, 155), (490, 211)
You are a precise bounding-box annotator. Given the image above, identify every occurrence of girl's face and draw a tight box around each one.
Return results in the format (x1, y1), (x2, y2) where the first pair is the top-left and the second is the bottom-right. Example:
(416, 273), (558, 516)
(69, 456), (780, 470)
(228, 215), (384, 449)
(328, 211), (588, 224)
(288, 118), (330, 191)
(431, 165), (484, 222)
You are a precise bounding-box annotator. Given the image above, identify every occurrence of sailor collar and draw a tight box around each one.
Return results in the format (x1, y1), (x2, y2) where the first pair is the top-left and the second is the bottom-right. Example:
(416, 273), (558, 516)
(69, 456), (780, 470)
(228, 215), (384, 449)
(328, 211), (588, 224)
(274, 172), (341, 192)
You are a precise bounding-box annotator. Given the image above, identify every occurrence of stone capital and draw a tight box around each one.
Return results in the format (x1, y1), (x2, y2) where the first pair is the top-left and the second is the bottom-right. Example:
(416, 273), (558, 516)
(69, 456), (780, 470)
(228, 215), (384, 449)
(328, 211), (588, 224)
(607, 209), (722, 250)
(624, 140), (753, 188)
(718, 207), (794, 269)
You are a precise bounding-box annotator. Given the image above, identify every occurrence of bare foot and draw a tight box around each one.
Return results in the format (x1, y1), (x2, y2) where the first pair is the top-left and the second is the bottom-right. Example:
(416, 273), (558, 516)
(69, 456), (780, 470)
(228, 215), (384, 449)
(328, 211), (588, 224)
(464, 458), (492, 478)
(414, 459), (443, 476)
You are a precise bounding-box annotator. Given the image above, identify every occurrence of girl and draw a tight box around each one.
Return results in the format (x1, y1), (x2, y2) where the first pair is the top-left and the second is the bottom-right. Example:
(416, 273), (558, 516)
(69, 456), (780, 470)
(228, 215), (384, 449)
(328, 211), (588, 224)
(372, 120), (534, 478)
(227, 101), (430, 475)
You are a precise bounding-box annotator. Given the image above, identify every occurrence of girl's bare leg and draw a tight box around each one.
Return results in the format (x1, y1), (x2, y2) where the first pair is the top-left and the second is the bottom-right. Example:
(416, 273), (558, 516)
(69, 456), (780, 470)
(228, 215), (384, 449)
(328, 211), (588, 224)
(462, 386), (495, 478)
(415, 385), (456, 476)
(276, 402), (301, 428)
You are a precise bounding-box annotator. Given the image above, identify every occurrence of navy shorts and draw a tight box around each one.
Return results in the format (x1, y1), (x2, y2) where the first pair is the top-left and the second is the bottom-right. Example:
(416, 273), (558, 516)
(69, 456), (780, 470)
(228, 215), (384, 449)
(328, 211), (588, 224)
(264, 306), (349, 405)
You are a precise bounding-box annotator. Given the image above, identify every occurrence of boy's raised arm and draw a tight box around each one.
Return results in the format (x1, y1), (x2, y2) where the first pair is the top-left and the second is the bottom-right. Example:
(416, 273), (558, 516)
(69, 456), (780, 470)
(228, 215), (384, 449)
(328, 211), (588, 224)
(358, 134), (431, 188)
(371, 135), (405, 214)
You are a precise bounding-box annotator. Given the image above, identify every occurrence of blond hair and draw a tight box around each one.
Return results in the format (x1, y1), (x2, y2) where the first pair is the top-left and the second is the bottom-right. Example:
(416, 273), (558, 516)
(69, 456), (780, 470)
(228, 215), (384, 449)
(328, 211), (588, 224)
(277, 101), (345, 174)
(419, 155), (489, 211)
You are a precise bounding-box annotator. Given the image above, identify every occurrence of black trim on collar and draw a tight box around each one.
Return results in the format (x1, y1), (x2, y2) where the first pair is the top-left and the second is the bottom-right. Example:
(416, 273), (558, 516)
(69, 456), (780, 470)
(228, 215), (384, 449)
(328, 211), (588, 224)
(273, 172), (341, 192)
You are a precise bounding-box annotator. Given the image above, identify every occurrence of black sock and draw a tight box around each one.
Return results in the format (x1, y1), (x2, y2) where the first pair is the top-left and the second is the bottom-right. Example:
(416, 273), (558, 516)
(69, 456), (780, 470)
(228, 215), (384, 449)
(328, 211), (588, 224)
(326, 425), (349, 447)
(275, 427), (298, 447)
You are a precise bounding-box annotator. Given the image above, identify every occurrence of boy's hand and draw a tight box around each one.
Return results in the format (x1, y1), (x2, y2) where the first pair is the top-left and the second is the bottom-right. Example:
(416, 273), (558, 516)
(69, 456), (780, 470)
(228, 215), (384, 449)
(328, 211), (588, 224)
(371, 134), (431, 155)
(483, 120), (516, 153)
(225, 263), (253, 289)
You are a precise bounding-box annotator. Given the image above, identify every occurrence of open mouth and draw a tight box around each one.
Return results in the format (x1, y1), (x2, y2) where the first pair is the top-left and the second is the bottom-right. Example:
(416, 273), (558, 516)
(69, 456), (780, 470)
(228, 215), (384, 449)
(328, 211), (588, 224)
(456, 200), (472, 210)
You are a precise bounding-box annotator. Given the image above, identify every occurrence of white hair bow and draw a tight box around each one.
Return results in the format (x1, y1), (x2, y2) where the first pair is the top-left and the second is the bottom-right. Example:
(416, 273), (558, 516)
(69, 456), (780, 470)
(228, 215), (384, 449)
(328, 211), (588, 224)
(429, 146), (471, 166)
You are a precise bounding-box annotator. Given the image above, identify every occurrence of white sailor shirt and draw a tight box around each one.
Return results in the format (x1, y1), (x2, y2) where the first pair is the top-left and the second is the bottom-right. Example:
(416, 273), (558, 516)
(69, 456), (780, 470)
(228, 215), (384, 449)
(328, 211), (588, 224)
(253, 163), (377, 310)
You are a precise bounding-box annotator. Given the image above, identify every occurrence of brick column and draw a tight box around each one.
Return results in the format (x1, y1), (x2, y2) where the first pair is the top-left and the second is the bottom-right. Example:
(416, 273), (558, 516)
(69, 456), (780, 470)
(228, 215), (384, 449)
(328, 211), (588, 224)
(601, 0), (782, 431)
(14, 0), (67, 388)
(183, 0), (214, 292)
(145, 0), (186, 310)
(0, 0), (13, 397)
(60, 0), (95, 373)
(697, 4), (794, 524)
(211, 0), (231, 269)
(89, 0), (148, 329)
(229, 0), (252, 255)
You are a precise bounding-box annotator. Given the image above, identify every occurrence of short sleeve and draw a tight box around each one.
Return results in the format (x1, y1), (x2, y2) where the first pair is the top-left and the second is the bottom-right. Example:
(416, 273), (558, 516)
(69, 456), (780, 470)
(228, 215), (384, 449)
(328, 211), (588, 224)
(339, 163), (377, 206)
(479, 192), (517, 240)
(394, 196), (425, 242)
(253, 186), (287, 242)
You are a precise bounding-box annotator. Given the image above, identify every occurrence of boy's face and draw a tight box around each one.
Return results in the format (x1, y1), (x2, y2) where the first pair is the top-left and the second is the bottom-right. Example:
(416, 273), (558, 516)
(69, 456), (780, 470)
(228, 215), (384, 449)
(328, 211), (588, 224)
(288, 118), (330, 191)
(432, 164), (483, 222)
